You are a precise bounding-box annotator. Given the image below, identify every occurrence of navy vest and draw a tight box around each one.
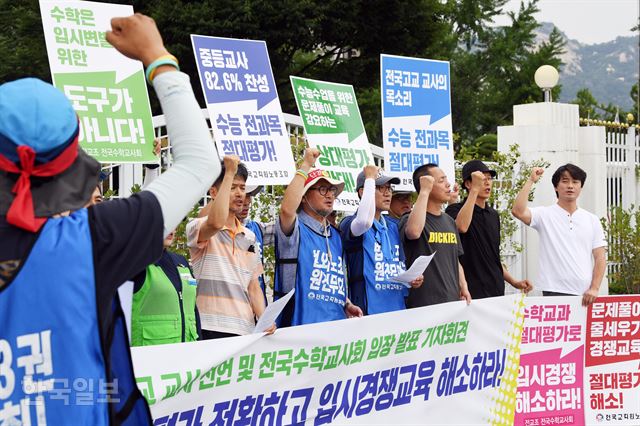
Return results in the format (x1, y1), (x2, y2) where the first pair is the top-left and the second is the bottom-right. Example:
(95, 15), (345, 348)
(275, 219), (347, 326)
(0, 209), (150, 425)
(245, 220), (267, 304)
(342, 215), (407, 315)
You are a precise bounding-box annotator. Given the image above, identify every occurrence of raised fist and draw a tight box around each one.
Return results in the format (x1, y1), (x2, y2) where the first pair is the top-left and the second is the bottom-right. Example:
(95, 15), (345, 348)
(529, 167), (544, 183)
(420, 175), (435, 193)
(223, 155), (241, 175)
(363, 164), (379, 180)
(470, 171), (485, 191)
(302, 148), (321, 168)
(106, 14), (170, 67)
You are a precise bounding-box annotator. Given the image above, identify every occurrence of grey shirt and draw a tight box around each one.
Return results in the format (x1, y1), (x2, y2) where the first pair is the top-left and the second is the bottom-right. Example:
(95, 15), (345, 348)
(399, 212), (464, 307)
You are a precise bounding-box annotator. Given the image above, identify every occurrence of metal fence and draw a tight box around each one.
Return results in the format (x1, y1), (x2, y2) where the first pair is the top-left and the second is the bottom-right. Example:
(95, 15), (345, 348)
(601, 124), (640, 280)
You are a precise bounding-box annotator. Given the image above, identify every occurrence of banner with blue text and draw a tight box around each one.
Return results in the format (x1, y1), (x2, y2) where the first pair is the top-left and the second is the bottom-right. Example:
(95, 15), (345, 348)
(380, 54), (454, 191)
(191, 35), (296, 185)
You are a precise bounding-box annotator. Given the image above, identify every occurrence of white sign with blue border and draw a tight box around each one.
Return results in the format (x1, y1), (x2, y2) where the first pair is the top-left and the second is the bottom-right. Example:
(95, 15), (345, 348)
(380, 54), (454, 191)
(191, 35), (295, 185)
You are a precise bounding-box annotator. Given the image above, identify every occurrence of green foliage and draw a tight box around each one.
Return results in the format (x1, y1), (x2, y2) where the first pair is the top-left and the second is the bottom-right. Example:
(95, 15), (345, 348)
(601, 205), (640, 295)
(572, 88), (602, 119)
(170, 203), (202, 259)
(0, 0), (51, 82)
(572, 84), (639, 123)
(450, 0), (566, 147)
(488, 144), (549, 256)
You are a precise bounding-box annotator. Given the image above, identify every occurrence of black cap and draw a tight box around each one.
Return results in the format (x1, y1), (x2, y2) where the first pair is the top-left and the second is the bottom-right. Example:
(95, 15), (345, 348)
(461, 160), (497, 182)
(355, 170), (400, 190)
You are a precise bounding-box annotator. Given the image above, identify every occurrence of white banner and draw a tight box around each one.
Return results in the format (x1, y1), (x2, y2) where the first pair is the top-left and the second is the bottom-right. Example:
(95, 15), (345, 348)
(132, 295), (525, 425)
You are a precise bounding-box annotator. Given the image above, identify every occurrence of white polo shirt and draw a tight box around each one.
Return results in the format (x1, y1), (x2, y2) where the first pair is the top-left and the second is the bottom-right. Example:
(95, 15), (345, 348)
(529, 204), (607, 295)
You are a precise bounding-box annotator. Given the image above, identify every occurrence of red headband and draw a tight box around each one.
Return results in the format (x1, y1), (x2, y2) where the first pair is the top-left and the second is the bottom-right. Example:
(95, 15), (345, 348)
(0, 136), (79, 232)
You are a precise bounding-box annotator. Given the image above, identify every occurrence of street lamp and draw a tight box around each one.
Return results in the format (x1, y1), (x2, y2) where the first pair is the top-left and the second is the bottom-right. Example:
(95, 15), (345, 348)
(534, 65), (559, 102)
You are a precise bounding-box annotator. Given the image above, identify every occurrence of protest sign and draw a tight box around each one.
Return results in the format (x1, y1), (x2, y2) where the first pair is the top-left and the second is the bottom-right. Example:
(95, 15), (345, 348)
(380, 55), (454, 191)
(290, 77), (374, 212)
(40, 0), (156, 163)
(585, 296), (640, 425)
(191, 35), (295, 185)
(517, 297), (587, 426)
(132, 295), (526, 424)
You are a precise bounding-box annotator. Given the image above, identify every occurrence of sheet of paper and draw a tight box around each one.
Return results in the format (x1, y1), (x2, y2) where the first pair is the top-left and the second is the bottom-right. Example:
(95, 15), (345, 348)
(254, 289), (295, 333)
(390, 252), (437, 287)
(117, 280), (134, 344)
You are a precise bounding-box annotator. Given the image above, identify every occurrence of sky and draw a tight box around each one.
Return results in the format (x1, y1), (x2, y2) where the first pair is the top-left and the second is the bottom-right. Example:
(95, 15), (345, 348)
(494, 0), (639, 45)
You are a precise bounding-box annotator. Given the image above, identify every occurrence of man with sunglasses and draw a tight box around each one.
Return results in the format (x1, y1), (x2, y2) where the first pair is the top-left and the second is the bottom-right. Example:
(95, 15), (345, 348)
(275, 148), (363, 327)
(341, 166), (423, 315)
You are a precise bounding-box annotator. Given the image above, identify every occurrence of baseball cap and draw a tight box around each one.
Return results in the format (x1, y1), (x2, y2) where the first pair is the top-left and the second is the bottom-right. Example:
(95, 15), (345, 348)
(461, 160), (497, 182)
(355, 169), (400, 190)
(302, 169), (345, 197)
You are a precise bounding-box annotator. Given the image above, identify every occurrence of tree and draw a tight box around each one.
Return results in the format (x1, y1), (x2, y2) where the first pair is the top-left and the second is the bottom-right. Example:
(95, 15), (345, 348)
(630, 83), (639, 122)
(0, 0), (51, 82)
(449, 0), (565, 147)
(603, 205), (640, 295)
(572, 88), (602, 119)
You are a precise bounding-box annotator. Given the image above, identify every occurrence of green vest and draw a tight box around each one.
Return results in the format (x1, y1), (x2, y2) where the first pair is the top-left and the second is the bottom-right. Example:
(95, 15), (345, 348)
(131, 263), (198, 346)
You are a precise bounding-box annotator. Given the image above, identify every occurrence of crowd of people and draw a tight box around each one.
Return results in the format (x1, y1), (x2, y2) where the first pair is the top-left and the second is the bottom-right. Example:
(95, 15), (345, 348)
(0, 13), (607, 424)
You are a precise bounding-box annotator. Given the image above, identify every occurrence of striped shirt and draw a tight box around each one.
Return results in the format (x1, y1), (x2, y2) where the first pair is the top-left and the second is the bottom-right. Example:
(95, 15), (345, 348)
(187, 217), (263, 335)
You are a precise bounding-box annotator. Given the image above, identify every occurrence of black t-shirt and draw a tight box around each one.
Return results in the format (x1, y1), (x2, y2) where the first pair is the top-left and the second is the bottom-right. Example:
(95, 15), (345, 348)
(445, 201), (504, 298)
(0, 190), (164, 344)
(399, 212), (463, 307)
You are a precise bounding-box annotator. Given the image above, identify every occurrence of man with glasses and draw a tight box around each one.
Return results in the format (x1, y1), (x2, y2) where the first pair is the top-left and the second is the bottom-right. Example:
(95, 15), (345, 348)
(275, 148), (363, 327)
(341, 166), (423, 315)
(446, 160), (533, 299)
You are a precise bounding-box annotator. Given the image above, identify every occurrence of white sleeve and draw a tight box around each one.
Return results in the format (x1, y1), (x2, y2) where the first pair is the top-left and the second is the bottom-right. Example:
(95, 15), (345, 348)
(529, 206), (543, 229)
(142, 165), (160, 188)
(144, 72), (220, 238)
(592, 214), (607, 249)
(350, 179), (376, 237)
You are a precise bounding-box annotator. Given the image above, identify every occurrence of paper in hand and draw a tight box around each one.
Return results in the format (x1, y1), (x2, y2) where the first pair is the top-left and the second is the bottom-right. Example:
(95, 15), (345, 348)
(254, 288), (295, 333)
(390, 252), (437, 288)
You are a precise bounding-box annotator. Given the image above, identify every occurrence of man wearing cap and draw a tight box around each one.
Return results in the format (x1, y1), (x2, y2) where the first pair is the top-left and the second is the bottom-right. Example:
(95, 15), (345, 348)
(386, 190), (414, 226)
(237, 184), (274, 304)
(188, 157), (272, 339)
(275, 148), (363, 326)
(401, 163), (472, 307)
(341, 166), (423, 315)
(0, 15), (219, 424)
(446, 160), (533, 299)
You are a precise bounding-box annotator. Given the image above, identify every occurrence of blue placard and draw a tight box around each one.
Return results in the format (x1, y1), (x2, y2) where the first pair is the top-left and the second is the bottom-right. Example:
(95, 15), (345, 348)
(191, 35), (278, 110)
(380, 54), (454, 190)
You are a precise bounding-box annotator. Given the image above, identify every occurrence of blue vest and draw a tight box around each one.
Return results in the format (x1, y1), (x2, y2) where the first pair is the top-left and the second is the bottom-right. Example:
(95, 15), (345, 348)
(385, 215), (400, 227)
(342, 215), (407, 315)
(245, 220), (267, 304)
(292, 221), (347, 326)
(0, 209), (149, 425)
